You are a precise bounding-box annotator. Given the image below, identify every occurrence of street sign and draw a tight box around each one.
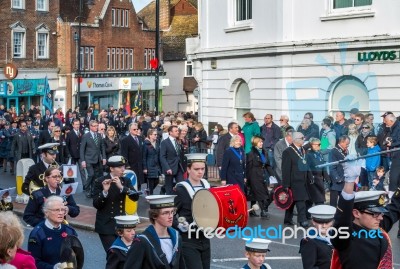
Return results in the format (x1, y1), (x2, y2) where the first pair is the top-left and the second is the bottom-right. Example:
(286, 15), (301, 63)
(3, 63), (18, 80)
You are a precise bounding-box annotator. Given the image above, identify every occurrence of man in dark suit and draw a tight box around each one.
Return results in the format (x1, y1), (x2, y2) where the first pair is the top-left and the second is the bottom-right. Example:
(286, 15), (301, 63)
(11, 121), (35, 166)
(282, 132), (312, 228)
(21, 143), (59, 195)
(42, 109), (52, 124)
(160, 125), (184, 194)
(120, 123), (144, 190)
(216, 122), (239, 169)
(38, 121), (55, 147)
(84, 110), (96, 126)
(80, 120), (106, 198)
(66, 119), (82, 165)
(274, 128), (294, 182)
(93, 155), (140, 251)
(34, 112), (45, 130)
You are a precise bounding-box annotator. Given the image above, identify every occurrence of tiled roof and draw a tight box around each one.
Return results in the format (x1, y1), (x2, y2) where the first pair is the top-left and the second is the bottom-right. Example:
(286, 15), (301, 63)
(171, 0), (197, 9)
(137, 1), (157, 30)
(85, 0), (106, 23)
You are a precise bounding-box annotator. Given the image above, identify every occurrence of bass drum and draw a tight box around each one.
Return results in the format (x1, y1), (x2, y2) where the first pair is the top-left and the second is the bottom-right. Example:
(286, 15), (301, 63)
(192, 185), (248, 231)
(123, 169), (138, 215)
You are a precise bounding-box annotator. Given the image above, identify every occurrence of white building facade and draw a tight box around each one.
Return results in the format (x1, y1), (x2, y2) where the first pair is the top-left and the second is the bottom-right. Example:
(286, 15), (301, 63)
(187, 0), (400, 129)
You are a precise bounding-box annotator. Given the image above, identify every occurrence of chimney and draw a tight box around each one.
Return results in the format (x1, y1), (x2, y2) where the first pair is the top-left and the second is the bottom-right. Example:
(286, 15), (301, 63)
(159, 0), (170, 30)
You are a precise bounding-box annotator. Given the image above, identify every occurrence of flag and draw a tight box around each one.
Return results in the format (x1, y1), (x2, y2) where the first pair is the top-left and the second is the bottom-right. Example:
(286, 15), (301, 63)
(132, 84), (142, 114)
(125, 91), (131, 116)
(42, 76), (53, 112)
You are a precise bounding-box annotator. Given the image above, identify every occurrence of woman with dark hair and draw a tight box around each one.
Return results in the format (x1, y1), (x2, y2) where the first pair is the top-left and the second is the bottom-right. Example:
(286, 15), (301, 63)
(242, 112), (260, 154)
(142, 129), (161, 195)
(306, 138), (328, 205)
(104, 126), (120, 159)
(246, 136), (276, 218)
(191, 122), (208, 153)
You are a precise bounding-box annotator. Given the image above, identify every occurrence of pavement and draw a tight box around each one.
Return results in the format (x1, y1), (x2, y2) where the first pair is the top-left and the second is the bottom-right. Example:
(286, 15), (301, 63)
(9, 174), (221, 233)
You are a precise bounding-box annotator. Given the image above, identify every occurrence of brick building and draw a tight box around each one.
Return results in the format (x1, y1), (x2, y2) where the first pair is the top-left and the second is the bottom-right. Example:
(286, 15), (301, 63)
(138, 0), (198, 113)
(58, 0), (157, 114)
(0, 0), (60, 114)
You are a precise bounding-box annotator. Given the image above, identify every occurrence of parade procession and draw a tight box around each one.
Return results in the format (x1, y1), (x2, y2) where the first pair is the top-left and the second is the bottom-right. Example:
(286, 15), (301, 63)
(4, 0), (400, 268)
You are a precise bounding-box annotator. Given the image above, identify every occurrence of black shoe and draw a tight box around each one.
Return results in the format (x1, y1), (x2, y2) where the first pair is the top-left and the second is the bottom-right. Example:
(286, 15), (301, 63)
(85, 192), (92, 198)
(260, 210), (269, 219)
(250, 211), (260, 217)
(284, 220), (295, 226)
(299, 221), (309, 228)
(397, 230), (400, 239)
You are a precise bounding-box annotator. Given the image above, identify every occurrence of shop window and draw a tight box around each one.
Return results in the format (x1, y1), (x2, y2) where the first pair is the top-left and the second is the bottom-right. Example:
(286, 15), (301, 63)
(330, 77), (369, 113)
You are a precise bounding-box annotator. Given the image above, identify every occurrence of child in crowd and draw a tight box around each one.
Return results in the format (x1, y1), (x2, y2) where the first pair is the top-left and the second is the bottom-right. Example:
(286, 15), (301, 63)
(242, 238), (271, 269)
(365, 136), (380, 189)
(370, 166), (385, 191)
(106, 215), (139, 269)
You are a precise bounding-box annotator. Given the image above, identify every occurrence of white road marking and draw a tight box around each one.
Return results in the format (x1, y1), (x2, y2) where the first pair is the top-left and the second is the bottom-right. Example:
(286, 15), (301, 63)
(212, 256), (301, 262)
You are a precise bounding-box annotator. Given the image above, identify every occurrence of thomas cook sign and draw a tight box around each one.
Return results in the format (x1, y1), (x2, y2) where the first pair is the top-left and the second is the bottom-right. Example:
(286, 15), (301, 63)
(358, 50), (397, 62)
(3, 63), (18, 80)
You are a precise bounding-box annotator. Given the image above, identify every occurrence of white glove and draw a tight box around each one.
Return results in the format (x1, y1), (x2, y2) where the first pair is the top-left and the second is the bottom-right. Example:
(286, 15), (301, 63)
(342, 160), (361, 183)
(178, 221), (189, 232)
(269, 176), (278, 184)
(344, 154), (357, 161)
(54, 263), (65, 269)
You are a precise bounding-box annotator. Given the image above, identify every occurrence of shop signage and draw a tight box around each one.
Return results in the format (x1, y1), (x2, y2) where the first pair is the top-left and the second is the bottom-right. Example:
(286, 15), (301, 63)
(3, 63), (18, 80)
(80, 76), (164, 92)
(2, 79), (46, 97)
(119, 78), (131, 90)
(358, 50), (397, 62)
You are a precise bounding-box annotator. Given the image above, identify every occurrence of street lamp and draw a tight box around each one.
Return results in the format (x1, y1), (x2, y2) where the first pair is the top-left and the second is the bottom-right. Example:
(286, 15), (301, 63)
(154, 0), (160, 115)
(75, 0), (83, 110)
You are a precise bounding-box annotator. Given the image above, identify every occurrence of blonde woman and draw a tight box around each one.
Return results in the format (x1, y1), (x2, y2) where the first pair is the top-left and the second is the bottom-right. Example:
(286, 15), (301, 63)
(104, 126), (120, 159)
(51, 126), (66, 164)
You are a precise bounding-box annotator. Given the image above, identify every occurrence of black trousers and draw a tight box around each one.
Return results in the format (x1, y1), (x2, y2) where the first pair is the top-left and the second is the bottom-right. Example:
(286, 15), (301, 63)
(284, 200), (308, 223)
(85, 162), (103, 195)
(181, 234), (211, 269)
(147, 177), (159, 195)
(98, 234), (117, 252)
(165, 170), (184, 195)
(389, 158), (400, 191)
(329, 190), (341, 207)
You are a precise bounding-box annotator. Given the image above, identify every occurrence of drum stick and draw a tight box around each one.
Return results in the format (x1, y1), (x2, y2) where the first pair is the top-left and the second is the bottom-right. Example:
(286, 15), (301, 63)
(315, 148), (400, 169)
(248, 204), (259, 212)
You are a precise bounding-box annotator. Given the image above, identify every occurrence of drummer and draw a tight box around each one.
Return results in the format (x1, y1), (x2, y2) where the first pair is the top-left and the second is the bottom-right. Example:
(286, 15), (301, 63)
(242, 238), (271, 269)
(174, 153), (211, 269)
(299, 205), (336, 269)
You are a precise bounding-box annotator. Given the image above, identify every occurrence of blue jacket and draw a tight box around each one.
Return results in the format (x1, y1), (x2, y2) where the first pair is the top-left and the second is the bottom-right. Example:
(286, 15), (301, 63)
(366, 145), (381, 172)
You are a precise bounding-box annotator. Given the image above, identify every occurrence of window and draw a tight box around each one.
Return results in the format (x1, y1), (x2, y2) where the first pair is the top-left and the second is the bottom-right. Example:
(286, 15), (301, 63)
(144, 49), (148, 69)
(108, 47), (134, 70)
(36, 0), (48, 11)
(112, 8), (130, 27)
(236, 0), (252, 21)
(12, 0), (24, 9)
(107, 48), (111, 70)
(116, 48), (120, 70)
(37, 33), (48, 58)
(129, 49), (133, 69)
(11, 22), (26, 58)
(80, 46), (95, 70)
(185, 61), (193, 77)
(333, 0), (372, 9)
(111, 48), (116, 70)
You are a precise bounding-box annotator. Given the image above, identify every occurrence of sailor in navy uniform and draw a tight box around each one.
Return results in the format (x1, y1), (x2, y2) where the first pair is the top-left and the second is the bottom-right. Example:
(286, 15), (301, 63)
(124, 195), (186, 269)
(299, 205), (335, 269)
(106, 215), (139, 269)
(174, 153), (211, 269)
(242, 238), (271, 269)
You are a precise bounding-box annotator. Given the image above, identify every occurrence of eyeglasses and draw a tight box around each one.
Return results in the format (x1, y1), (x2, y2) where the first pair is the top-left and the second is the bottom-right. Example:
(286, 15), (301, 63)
(160, 209), (177, 216)
(312, 143), (321, 146)
(298, 137), (305, 140)
(362, 126), (370, 129)
(49, 208), (67, 213)
(360, 210), (383, 218)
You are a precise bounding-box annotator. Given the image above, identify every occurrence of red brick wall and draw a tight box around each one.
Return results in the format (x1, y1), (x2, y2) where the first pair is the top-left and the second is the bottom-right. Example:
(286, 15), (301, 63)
(0, 0), (60, 69)
(160, 0), (171, 30)
(171, 0), (197, 17)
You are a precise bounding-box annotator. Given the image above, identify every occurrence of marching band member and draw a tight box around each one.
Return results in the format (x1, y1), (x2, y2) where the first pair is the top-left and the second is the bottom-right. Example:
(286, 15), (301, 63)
(21, 143), (60, 195)
(124, 195), (186, 269)
(173, 153), (211, 269)
(242, 238), (271, 269)
(106, 215), (139, 269)
(93, 156), (140, 252)
(299, 205), (335, 269)
(23, 167), (80, 227)
(28, 196), (80, 269)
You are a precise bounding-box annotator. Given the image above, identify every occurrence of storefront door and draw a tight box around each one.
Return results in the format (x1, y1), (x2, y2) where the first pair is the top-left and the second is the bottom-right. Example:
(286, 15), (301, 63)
(7, 98), (18, 114)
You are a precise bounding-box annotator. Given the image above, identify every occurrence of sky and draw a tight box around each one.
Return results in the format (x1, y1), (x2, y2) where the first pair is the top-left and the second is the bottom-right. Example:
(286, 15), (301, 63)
(132, 0), (153, 12)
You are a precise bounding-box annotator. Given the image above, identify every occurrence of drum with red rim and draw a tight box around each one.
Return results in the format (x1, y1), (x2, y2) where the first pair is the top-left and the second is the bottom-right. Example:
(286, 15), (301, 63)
(192, 185), (248, 231)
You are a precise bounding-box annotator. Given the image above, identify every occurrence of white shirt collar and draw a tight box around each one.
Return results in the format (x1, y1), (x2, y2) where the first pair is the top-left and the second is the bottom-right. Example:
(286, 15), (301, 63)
(45, 219), (61, 230)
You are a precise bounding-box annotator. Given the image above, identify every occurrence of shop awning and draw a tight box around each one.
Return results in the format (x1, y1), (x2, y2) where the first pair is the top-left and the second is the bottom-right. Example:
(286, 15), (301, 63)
(183, 77), (198, 92)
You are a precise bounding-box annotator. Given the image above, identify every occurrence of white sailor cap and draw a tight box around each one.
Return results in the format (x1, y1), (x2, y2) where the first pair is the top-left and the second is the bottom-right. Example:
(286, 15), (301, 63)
(244, 238), (271, 253)
(354, 191), (388, 213)
(146, 195), (176, 209)
(115, 215), (140, 229)
(185, 153), (208, 164)
(38, 143), (60, 154)
(107, 155), (127, 167)
(308, 205), (336, 223)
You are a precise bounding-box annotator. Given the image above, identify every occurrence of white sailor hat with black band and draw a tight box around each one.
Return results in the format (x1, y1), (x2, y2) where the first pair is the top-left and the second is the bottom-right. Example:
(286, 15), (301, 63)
(308, 205), (336, 223)
(115, 215), (140, 229)
(185, 153), (208, 164)
(354, 191), (388, 213)
(38, 143), (60, 155)
(107, 155), (127, 167)
(244, 238), (271, 253)
(146, 195), (176, 209)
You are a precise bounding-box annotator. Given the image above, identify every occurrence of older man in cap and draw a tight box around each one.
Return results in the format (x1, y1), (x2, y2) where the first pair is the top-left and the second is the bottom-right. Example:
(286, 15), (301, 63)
(282, 132), (312, 228)
(93, 155), (140, 252)
(330, 158), (400, 269)
(124, 195), (186, 269)
(21, 143), (60, 195)
(174, 153), (211, 269)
